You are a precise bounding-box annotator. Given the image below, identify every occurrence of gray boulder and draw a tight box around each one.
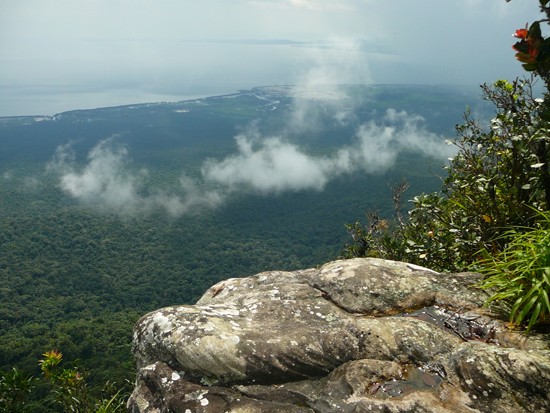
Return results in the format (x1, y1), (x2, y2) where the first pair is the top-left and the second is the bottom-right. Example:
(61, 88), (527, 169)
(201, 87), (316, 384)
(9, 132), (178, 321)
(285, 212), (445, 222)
(128, 258), (550, 412)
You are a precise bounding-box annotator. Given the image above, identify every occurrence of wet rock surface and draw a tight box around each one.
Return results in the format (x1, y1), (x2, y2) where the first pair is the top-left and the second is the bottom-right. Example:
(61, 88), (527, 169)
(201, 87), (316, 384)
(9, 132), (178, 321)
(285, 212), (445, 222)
(128, 258), (550, 412)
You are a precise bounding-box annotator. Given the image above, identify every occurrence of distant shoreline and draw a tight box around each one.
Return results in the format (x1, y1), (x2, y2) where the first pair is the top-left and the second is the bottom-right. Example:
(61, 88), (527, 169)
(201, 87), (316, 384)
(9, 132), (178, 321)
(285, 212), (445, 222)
(0, 83), (482, 119)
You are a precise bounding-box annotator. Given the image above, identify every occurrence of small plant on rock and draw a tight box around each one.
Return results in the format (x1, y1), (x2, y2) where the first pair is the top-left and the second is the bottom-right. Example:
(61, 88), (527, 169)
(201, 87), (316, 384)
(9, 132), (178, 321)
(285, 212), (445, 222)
(38, 350), (126, 413)
(478, 211), (550, 333)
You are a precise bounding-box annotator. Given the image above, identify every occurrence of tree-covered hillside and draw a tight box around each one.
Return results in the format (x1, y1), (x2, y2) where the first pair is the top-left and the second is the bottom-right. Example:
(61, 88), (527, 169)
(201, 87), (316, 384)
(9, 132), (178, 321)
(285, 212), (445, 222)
(0, 84), (485, 411)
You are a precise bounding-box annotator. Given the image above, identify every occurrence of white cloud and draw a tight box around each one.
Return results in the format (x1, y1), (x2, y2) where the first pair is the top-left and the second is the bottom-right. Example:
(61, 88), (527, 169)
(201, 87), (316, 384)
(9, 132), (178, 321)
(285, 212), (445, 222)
(249, 0), (353, 11)
(202, 134), (334, 193)
(202, 109), (454, 194)
(48, 107), (453, 217)
(288, 0), (353, 11)
(352, 109), (454, 172)
(47, 139), (223, 216)
(23, 176), (41, 190)
(288, 37), (374, 132)
(293, 37), (372, 97)
(56, 140), (141, 209)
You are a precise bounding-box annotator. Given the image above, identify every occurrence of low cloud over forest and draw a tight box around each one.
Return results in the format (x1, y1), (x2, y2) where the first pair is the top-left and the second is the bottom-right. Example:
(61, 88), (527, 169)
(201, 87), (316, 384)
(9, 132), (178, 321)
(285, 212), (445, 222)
(46, 38), (454, 217)
(47, 105), (453, 217)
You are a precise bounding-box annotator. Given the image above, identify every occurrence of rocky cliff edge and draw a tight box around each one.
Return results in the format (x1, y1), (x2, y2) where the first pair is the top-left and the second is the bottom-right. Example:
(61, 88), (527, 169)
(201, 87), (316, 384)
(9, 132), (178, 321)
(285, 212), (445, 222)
(128, 258), (550, 413)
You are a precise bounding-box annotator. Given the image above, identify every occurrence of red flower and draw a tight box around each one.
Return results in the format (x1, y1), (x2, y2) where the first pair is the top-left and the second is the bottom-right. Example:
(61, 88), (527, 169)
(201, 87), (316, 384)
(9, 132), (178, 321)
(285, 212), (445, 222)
(513, 25), (540, 63)
(514, 28), (529, 39)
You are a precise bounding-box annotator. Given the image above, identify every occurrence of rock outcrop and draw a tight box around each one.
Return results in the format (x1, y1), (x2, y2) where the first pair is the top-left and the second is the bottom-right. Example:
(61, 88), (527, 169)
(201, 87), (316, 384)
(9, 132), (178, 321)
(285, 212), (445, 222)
(128, 258), (550, 412)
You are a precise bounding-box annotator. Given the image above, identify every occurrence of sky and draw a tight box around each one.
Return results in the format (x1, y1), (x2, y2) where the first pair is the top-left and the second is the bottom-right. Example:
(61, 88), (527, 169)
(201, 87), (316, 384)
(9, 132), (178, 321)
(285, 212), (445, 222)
(0, 0), (542, 117)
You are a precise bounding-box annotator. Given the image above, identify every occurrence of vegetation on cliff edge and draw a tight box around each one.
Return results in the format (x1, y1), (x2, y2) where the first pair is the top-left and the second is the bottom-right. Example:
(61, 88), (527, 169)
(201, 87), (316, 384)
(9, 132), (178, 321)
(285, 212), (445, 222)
(345, 0), (550, 333)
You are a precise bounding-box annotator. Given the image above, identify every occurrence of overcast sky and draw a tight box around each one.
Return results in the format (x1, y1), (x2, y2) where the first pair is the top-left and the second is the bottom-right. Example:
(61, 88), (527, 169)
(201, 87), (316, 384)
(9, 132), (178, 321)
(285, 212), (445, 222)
(0, 0), (541, 116)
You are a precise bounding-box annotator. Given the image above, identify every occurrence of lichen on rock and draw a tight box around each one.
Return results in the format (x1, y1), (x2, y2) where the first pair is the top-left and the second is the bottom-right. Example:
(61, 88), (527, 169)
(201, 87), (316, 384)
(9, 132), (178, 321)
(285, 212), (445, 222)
(128, 258), (550, 413)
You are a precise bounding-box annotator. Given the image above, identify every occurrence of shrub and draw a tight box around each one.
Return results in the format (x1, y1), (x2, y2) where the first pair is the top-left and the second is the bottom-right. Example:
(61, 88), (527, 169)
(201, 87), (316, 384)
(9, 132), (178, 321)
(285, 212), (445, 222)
(478, 211), (550, 333)
(343, 78), (550, 272)
(39, 350), (127, 413)
(1, 351), (127, 413)
(344, 1), (550, 332)
(0, 368), (35, 413)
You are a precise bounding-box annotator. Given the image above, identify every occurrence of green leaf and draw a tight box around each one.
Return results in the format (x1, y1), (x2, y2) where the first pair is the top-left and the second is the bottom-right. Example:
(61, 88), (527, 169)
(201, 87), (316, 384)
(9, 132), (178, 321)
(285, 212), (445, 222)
(527, 301), (542, 333)
(529, 21), (542, 39)
(516, 294), (539, 326)
(510, 296), (525, 321)
(521, 280), (543, 302)
(542, 289), (550, 315)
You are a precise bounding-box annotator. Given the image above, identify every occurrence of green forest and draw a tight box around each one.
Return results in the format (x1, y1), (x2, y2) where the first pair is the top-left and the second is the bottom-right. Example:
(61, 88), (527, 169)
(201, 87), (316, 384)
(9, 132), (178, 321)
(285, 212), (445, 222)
(0, 84), (488, 411)
(5, 1), (550, 411)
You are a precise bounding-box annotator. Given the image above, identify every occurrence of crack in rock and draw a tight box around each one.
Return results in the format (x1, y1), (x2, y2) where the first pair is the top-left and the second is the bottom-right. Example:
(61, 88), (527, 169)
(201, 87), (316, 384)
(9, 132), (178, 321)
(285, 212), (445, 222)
(128, 258), (550, 413)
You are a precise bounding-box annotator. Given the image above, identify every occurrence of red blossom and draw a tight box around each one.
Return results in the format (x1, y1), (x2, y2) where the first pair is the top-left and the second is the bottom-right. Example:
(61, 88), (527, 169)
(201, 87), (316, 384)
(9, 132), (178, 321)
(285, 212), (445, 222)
(514, 28), (529, 39)
(513, 25), (540, 64)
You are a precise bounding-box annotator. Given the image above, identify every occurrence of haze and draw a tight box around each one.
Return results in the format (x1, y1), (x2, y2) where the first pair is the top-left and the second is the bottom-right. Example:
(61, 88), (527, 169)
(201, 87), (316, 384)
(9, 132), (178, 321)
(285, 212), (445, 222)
(0, 0), (539, 116)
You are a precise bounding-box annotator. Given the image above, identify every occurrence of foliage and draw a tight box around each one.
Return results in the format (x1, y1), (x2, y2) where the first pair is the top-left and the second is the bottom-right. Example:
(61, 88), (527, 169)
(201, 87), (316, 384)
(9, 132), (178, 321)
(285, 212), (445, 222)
(0, 367), (36, 413)
(345, 0), (550, 332)
(93, 382), (126, 413)
(1, 351), (127, 413)
(510, 1), (550, 83)
(0, 85), (459, 410)
(39, 350), (90, 412)
(477, 211), (550, 333)
(343, 77), (550, 272)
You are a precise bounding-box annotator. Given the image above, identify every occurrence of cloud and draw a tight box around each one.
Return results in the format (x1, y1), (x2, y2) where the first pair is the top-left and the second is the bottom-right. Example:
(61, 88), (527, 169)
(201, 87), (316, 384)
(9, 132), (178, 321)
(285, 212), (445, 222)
(353, 108), (454, 171)
(288, 0), (351, 10)
(288, 37), (374, 132)
(202, 133), (335, 193)
(54, 140), (141, 209)
(47, 139), (223, 216)
(48, 107), (453, 217)
(2, 171), (13, 181)
(249, 0), (353, 11)
(202, 109), (454, 194)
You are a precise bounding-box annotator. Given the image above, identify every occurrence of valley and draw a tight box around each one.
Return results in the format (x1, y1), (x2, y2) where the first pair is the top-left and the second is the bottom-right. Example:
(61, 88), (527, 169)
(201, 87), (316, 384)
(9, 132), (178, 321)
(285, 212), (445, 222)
(0, 84), (489, 403)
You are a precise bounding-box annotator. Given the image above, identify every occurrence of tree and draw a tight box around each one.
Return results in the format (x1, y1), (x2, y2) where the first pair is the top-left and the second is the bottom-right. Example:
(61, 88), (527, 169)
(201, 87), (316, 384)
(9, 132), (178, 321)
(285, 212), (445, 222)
(0, 368), (35, 413)
(1, 351), (127, 413)
(344, 0), (550, 331)
(343, 77), (550, 271)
